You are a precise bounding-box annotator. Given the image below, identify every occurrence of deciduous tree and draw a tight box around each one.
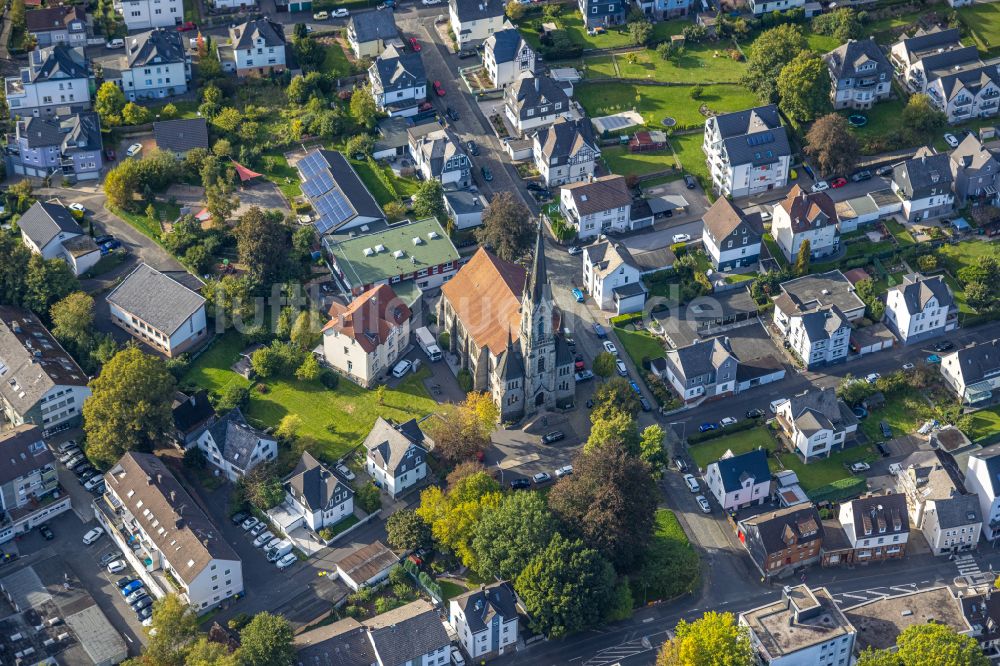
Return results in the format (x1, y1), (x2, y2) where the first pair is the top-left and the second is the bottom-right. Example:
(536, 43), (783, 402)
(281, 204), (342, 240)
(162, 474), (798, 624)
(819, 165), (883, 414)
(185, 637), (239, 666)
(142, 595), (199, 666)
(471, 491), (556, 580)
(50, 291), (94, 351)
(592, 351), (617, 378)
(742, 24), (806, 103)
(95, 81), (125, 126)
(415, 472), (502, 567)
(350, 85), (379, 130)
(23, 256), (77, 317)
(592, 377), (641, 420)
(585, 409), (639, 454)
(475, 191), (533, 262)
(639, 424), (668, 474)
(103, 158), (142, 209)
(122, 101), (152, 125)
(239, 612), (295, 666)
(413, 179), (446, 220)
(777, 52), (830, 121)
(902, 94), (947, 138)
(424, 393), (498, 463)
(657, 612), (754, 666)
(234, 206), (291, 286)
(628, 19), (652, 46)
(794, 239), (811, 276)
(804, 113), (860, 179)
(386, 509), (433, 551)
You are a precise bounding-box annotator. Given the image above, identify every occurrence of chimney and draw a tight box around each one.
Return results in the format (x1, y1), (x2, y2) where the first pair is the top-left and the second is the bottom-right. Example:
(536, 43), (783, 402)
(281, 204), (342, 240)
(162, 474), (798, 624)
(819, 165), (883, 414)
(170, 490), (176, 503)
(156, 473), (163, 484)
(534, 76), (539, 93)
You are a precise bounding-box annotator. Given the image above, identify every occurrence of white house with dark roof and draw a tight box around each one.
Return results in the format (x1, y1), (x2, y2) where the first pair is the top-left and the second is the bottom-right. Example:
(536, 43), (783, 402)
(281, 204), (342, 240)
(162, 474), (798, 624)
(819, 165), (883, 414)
(369, 44), (426, 118)
(194, 408), (276, 482)
(771, 185), (840, 263)
(8, 112), (103, 181)
(0, 306), (91, 429)
(504, 75), (572, 136)
(705, 448), (771, 512)
(18, 200), (100, 276)
(941, 339), (1000, 405)
(890, 27), (970, 93)
(363, 417), (429, 498)
(581, 241), (648, 313)
(97, 28), (191, 101)
(296, 149), (385, 235)
(894, 450), (980, 556)
(217, 19), (287, 77)
(348, 7), (398, 59)
(282, 451), (354, 532)
(449, 582), (519, 658)
(950, 134), (1000, 205)
(740, 586), (856, 665)
(4, 44), (90, 118)
(772, 271), (865, 369)
(445, 190), (486, 229)
(366, 599), (451, 666)
(449, 0), (506, 49)
(662, 337), (739, 403)
(559, 175), (633, 240)
(775, 388), (858, 460)
(579, 0), (626, 26)
(883, 273), (956, 345)
(927, 64), (1000, 124)
(106, 263), (208, 358)
(702, 105), (791, 199)
(892, 147), (955, 221)
(701, 197), (763, 271)
(964, 442), (1000, 541)
(836, 493), (910, 563)
(407, 125), (471, 189)
(824, 38), (893, 110)
(25, 5), (88, 47)
(532, 117), (600, 187)
(99, 452), (243, 610)
(0, 425), (71, 544)
(115, 0), (183, 30)
(483, 26), (534, 88)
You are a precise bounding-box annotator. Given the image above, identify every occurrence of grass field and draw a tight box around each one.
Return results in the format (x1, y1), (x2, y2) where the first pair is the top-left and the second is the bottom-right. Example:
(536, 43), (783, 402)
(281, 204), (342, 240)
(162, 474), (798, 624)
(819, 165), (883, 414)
(958, 3), (1000, 52)
(613, 326), (665, 367)
(937, 239), (1000, 274)
(438, 580), (468, 600)
(669, 132), (711, 188)
(688, 427), (776, 469)
(322, 43), (353, 78)
(575, 82), (759, 130)
(859, 388), (933, 442)
(182, 331), (440, 461)
(582, 45), (746, 84)
(969, 405), (1000, 442)
(773, 445), (875, 490)
(519, 13), (687, 51)
(108, 201), (180, 242)
(602, 145), (677, 178)
(259, 151), (302, 201)
(841, 97), (907, 144)
(633, 509), (701, 604)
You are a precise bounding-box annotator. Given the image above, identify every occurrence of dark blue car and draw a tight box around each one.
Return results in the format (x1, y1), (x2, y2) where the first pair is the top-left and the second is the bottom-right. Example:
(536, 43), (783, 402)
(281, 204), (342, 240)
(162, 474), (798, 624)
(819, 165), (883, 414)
(698, 423), (718, 433)
(592, 323), (606, 338)
(629, 381), (641, 396)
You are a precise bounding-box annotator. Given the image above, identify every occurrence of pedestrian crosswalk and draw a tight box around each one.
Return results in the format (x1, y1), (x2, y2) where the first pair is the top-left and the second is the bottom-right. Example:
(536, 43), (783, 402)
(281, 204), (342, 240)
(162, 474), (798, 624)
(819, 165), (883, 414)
(956, 554), (982, 578)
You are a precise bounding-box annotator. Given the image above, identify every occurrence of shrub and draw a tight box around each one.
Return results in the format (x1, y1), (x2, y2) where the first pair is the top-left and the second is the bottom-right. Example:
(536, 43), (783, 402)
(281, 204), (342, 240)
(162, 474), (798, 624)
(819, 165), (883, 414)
(610, 312), (643, 327)
(457, 368), (473, 392)
(356, 482), (382, 513)
(320, 370), (339, 390)
(438, 331), (450, 349)
(687, 418), (759, 444)
(318, 527), (334, 541)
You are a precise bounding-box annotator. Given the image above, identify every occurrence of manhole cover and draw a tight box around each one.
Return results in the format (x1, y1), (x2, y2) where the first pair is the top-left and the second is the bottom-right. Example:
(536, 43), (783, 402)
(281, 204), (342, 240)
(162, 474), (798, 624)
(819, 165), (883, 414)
(662, 117), (677, 127)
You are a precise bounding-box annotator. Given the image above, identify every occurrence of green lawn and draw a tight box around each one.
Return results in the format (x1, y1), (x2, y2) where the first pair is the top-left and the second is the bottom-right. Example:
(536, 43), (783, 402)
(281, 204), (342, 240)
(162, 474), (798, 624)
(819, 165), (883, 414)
(761, 233), (790, 269)
(519, 13), (687, 51)
(582, 55), (617, 78)
(937, 239), (1000, 274)
(438, 580), (468, 600)
(182, 331), (441, 461)
(574, 82), (759, 130)
(669, 133), (710, 189)
(259, 151), (302, 201)
(839, 97), (907, 151)
(958, 3), (1000, 52)
(108, 201), (180, 241)
(602, 145), (677, 178)
(148, 100), (200, 119)
(884, 219), (915, 246)
(324, 514), (360, 538)
(859, 388), (933, 442)
(613, 326), (665, 367)
(322, 42), (353, 78)
(773, 445), (875, 491)
(348, 159), (419, 206)
(803, 29), (841, 53)
(942, 274), (975, 316)
(688, 427), (776, 469)
(633, 509), (700, 604)
(969, 405), (1000, 442)
(583, 45), (746, 84)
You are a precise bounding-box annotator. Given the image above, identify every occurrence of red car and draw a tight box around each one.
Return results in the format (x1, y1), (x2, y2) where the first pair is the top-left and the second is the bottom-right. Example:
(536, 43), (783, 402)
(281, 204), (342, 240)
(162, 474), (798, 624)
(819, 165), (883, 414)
(831, 177), (848, 188)
(433, 81), (445, 96)
(104, 147), (116, 161)
(409, 37), (421, 52)
(176, 21), (197, 31)
(574, 360), (585, 372)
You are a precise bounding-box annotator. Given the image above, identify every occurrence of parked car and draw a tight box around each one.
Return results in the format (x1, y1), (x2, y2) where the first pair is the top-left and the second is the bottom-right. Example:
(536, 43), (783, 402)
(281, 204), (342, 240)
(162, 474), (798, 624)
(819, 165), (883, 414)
(875, 165), (894, 177)
(126, 589), (148, 604)
(615, 360), (628, 376)
(59, 448), (80, 463)
(91, 481), (106, 495)
(241, 516), (259, 531)
(75, 465), (95, 479)
(254, 531), (275, 548)
(249, 522), (267, 537)
(446, 106), (459, 121)
(176, 20), (196, 31)
(811, 180), (829, 192)
(926, 354), (942, 364)
(100, 551), (119, 566)
(555, 465), (574, 478)
(720, 417), (738, 427)
(480, 166), (493, 181)
(93, 234), (114, 246)
(38, 524), (54, 540)
(66, 455), (88, 470)
(126, 143), (142, 157)
(532, 472), (552, 484)
(865, 372), (880, 384)
(121, 580), (143, 596)
(853, 406), (868, 419)
(433, 81), (445, 96)
(902, 362), (915, 371)
(684, 174), (697, 189)
(746, 408), (764, 419)
(879, 421), (893, 439)
(639, 396), (652, 412)
(628, 381), (641, 395)
(312, 10), (329, 19)
(696, 495), (711, 513)
(82, 528), (104, 545)
(231, 511), (248, 526)
(603, 340), (618, 355)
(830, 177), (848, 188)
(131, 596), (154, 611)
(335, 463), (356, 480)
(84, 475), (104, 492)
(574, 370), (594, 382)
(422, 0), (444, 5)
(698, 422), (718, 433)
(276, 553), (297, 570)
(672, 233), (691, 243)
(572, 287), (585, 303)
(592, 323), (606, 338)
(541, 431), (565, 444)
(107, 560), (127, 574)
(106, 38), (124, 49)
(944, 132), (959, 148)
(332, 7), (349, 16)
(56, 440), (79, 454)
(466, 140), (479, 156)
(933, 341), (955, 352)
(68, 202), (86, 215)
(509, 478), (530, 490)
(115, 577), (133, 589)
(683, 474), (700, 493)
(567, 246), (581, 255)
(850, 170), (872, 182)
(876, 442), (891, 457)
(672, 458), (688, 473)
(526, 181), (546, 192)
(850, 462), (871, 473)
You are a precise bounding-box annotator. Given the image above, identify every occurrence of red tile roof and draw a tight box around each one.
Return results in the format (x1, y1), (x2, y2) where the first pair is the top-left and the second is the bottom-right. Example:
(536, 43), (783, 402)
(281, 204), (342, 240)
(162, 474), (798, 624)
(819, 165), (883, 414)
(322, 284), (411, 353)
(441, 248), (525, 355)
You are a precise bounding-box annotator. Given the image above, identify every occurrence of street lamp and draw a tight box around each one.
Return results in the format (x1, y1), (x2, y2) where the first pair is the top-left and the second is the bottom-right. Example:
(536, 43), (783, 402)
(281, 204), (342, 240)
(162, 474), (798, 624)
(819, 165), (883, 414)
(496, 461), (504, 485)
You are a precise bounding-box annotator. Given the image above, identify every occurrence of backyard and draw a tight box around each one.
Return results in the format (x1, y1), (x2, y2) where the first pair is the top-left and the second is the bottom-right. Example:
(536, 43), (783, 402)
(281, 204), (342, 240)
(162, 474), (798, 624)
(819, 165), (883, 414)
(602, 145), (677, 178)
(181, 331), (441, 461)
(519, 13), (688, 51)
(958, 2), (1000, 53)
(613, 326), (665, 367)
(859, 387), (934, 443)
(669, 132), (711, 189)
(969, 405), (1000, 443)
(574, 82), (759, 131)
(581, 45), (746, 84)
(109, 201), (182, 242)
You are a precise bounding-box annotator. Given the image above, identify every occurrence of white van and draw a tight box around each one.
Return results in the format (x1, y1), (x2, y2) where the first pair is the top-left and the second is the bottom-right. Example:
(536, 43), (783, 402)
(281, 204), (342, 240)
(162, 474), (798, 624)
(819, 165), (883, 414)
(769, 398), (789, 414)
(391, 359), (412, 378)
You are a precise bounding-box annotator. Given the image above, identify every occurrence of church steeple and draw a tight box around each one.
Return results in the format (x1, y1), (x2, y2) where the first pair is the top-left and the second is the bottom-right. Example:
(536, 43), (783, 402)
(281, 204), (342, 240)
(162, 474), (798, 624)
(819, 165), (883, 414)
(525, 222), (548, 305)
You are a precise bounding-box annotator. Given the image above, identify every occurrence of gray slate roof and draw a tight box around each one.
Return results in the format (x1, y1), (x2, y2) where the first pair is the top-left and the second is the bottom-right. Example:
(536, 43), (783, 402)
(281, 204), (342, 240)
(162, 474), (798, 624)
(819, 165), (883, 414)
(373, 44), (425, 92)
(452, 583), (518, 634)
(364, 599), (450, 666)
(230, 18), (285, 50)
(825, 38), (892, 81)
(507, 75), (569, 121)
(898, 26), (962, 62)
(451, 0), (505, 23)
(710, 448), (771, 493)
(563, 175), (631, 216)
(363, 417), (427, 476)
(798, 306), (848, 343)
(25, 5), (86, 33)
(61, 112), (101, 153)
(666, 337), (736, 382)
(284, 451), (353, 512)
(18, 116), (63, 148)
(944, 339), (1000, 387)
(785, 388), (856, 434)
(25, 44), (87, 82)
(106, 263), (206, 335)
(951, 133), (999, 171)
(205, 408), (272, 471)
(894, 147), (953, 198)
(712, 105), (790, 168)
(18, 200), (82, 250)
(486, 27), (526, 64)
(934, 63), (1000, 102)
(154, 118), (209, 154)
(848, 493), (909, 539)
(0, 425), (53, 486)
(534, 117), (596, 165)
(294, 618), (376, 666)
(702, 196), (762, 245)
(889, 274), (954, 315)
(350, 7), (398, 44)
(126, 28), (186, 68)
(932, 493), (981, 529)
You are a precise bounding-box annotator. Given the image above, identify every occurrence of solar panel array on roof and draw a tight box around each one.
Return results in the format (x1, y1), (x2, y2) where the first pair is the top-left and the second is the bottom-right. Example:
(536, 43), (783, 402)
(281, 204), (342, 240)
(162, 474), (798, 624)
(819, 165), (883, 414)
(298, 151), (357, 234)
(746, 132), (774, 146)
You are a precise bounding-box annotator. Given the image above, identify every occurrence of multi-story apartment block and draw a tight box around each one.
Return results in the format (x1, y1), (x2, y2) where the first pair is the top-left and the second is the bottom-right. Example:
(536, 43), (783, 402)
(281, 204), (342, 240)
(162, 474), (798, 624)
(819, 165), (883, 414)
(771, 185), (839, 263)
(450, 583), (519, 658)
(829, 493), (910, 565)
(7, 112), (103, 182)
(633, 0), (690, 19)
(949, 133), (1000, 205)
(483, 26), (534, 88)
(115, 0), (183, 30)
(941, 339), (1000, 406)
(348, 7), (398, 59)
(281, 452), (355, 532)
(98, 28), (191, 101)
(703, 105), (791, 199)
(368, 44), (426, 117)
(890, 27), (973, 94)
(581, 241), (648, 313)
(5, 44), (90, 119)
(559, 175), (633, 240)
(737, 505), (824, 579)
(883, 273), (957, 345)
(775, 388), (858, 461)
(701, 196), (763, 271)
(0, 426), (71, 544)
(98, 452), (244, 610)
(532, 118), (600, 187)
(0, 306), (91, 430)
(450, 0), (505, 49)
(892, 147), (955, 221)
(772, 271), (866, 369)
(824, 39), (892, 110)
(926, 65), (1000, 124)
(662, 337), (739, 403)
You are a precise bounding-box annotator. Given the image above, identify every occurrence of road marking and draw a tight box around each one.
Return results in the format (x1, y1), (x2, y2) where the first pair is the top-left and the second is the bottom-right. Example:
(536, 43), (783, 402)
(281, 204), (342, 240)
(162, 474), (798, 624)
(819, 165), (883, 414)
(642, 617), (654, 623)
(841, 593), (868, 600)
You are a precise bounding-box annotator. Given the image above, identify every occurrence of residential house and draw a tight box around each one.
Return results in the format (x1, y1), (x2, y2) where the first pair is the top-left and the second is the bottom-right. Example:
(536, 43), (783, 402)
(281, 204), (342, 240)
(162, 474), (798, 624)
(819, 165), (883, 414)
(701, 196), (763, 271)
(369, 44), (426, 117)
(504, 75), (572, 136)
(483, 27), (534, 87)
(295, 618), (378, 666)
(372, 116), (412, 160)
(106, 263), (208, 357)
(740, 585), (855, 666)
(5, 44), (90, 119)
(320, 283), (413, 388)
(581, 241), (649, 313)
(218, 19), (287, 78)
(705, 449), (772, 513)
(775, 388), (858, 461)
(438, 235), (576, 421)
(407, 125), (471, 189)
(844, 587), (972, 652)
(532, 117), (600, 187)
(578, 0), (626, 27)
(559, 175), (633, 240)
(949, 133), (1000, 205)
(194, 408), (277, 482)
(824, 38), (893, 110)
(890, 27), (975, 94)
(98, 452), (244, 610)
(926, 64), (1000, 124)
(450, 0), (506, 49)
(747, 0), (805, 15)
(366, 600), (451, 666)
(323, 218), (461, 297)
(825, 493), (910, 565)
(171, 390), (215, 447)
(772, 271), (866, 369)
(99, 28), (192, 101)
(892, 147), (955, 221)
(736, 505), (824, 579)
(703, 105), (791, 198)
(347, 7), (398, 59)
(883, 273), (957, 345)
(634, 0), (690, 19)
(363, 417), (429, 498)
(25, 6), (87, 47)
(8, 112), (103, 182)
(296, 150), (385, 234)
(771, 185), (840, 263)
(153, 118), (209, 156)
(964, 442), (1000, 540)
(662, 337), (739, 403)
(18, 200), (100, 276)
(894, 450), (981, 556)
(941, 339), (1000, 405)
(959, 589), (1000, 657)
(336, 541), (399, 591)
(282, 451), (354, 532)
(0, 426), (71, 544)
(450, 583), (519, 658)
(210, 0), (258, 10)
(444, 190), (486, 229)
(0, 306), (91, 430)
(115, 0), (183, 30)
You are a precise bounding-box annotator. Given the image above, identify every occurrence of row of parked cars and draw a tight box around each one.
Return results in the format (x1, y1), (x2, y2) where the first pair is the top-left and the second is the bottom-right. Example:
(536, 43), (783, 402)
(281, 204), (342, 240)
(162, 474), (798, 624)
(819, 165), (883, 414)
(508, 464), (573, 490)
(56, 440), (106, 494)
(231, 512), (297, 570)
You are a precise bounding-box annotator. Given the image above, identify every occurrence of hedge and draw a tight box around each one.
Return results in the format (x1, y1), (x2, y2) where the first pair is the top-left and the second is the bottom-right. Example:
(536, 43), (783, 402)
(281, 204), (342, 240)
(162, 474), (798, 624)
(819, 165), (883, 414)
(610, 312), (644, 327)
(687, 417), (758, 444)
(807, 476), (867, 504)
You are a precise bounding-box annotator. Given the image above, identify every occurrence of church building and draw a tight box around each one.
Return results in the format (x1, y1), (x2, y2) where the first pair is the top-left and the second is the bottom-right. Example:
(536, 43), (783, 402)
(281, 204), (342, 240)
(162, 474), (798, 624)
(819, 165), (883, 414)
(438, 227), (575, 422)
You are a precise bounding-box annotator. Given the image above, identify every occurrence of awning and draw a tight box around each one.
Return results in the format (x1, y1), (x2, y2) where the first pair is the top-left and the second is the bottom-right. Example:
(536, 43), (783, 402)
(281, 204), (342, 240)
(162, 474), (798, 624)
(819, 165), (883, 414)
(952, 217), (971, 231)
(231, 159), (263, 183)
(195, 208), (212, 222)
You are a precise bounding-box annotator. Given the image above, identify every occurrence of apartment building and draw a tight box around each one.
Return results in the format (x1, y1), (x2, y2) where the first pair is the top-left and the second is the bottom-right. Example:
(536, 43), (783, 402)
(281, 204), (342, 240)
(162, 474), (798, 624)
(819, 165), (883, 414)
(449, 583), (519, 658)
(0, 426), (71, 544)
(772, 271), (866, 369)
(5, 44), (90, 119)
(737, 505), (824, 579)
(941, 339), (1000, 405)
(775, 388), (858, 461)
(892, 147), (955, 221)
(532, 117), (600, 187)
(883, 273), (957, 345)
(115, 0), (183, 30)
(559, 175), (633, 240)
(824, 39), (892, 110)
(703, 105), (791, 198)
